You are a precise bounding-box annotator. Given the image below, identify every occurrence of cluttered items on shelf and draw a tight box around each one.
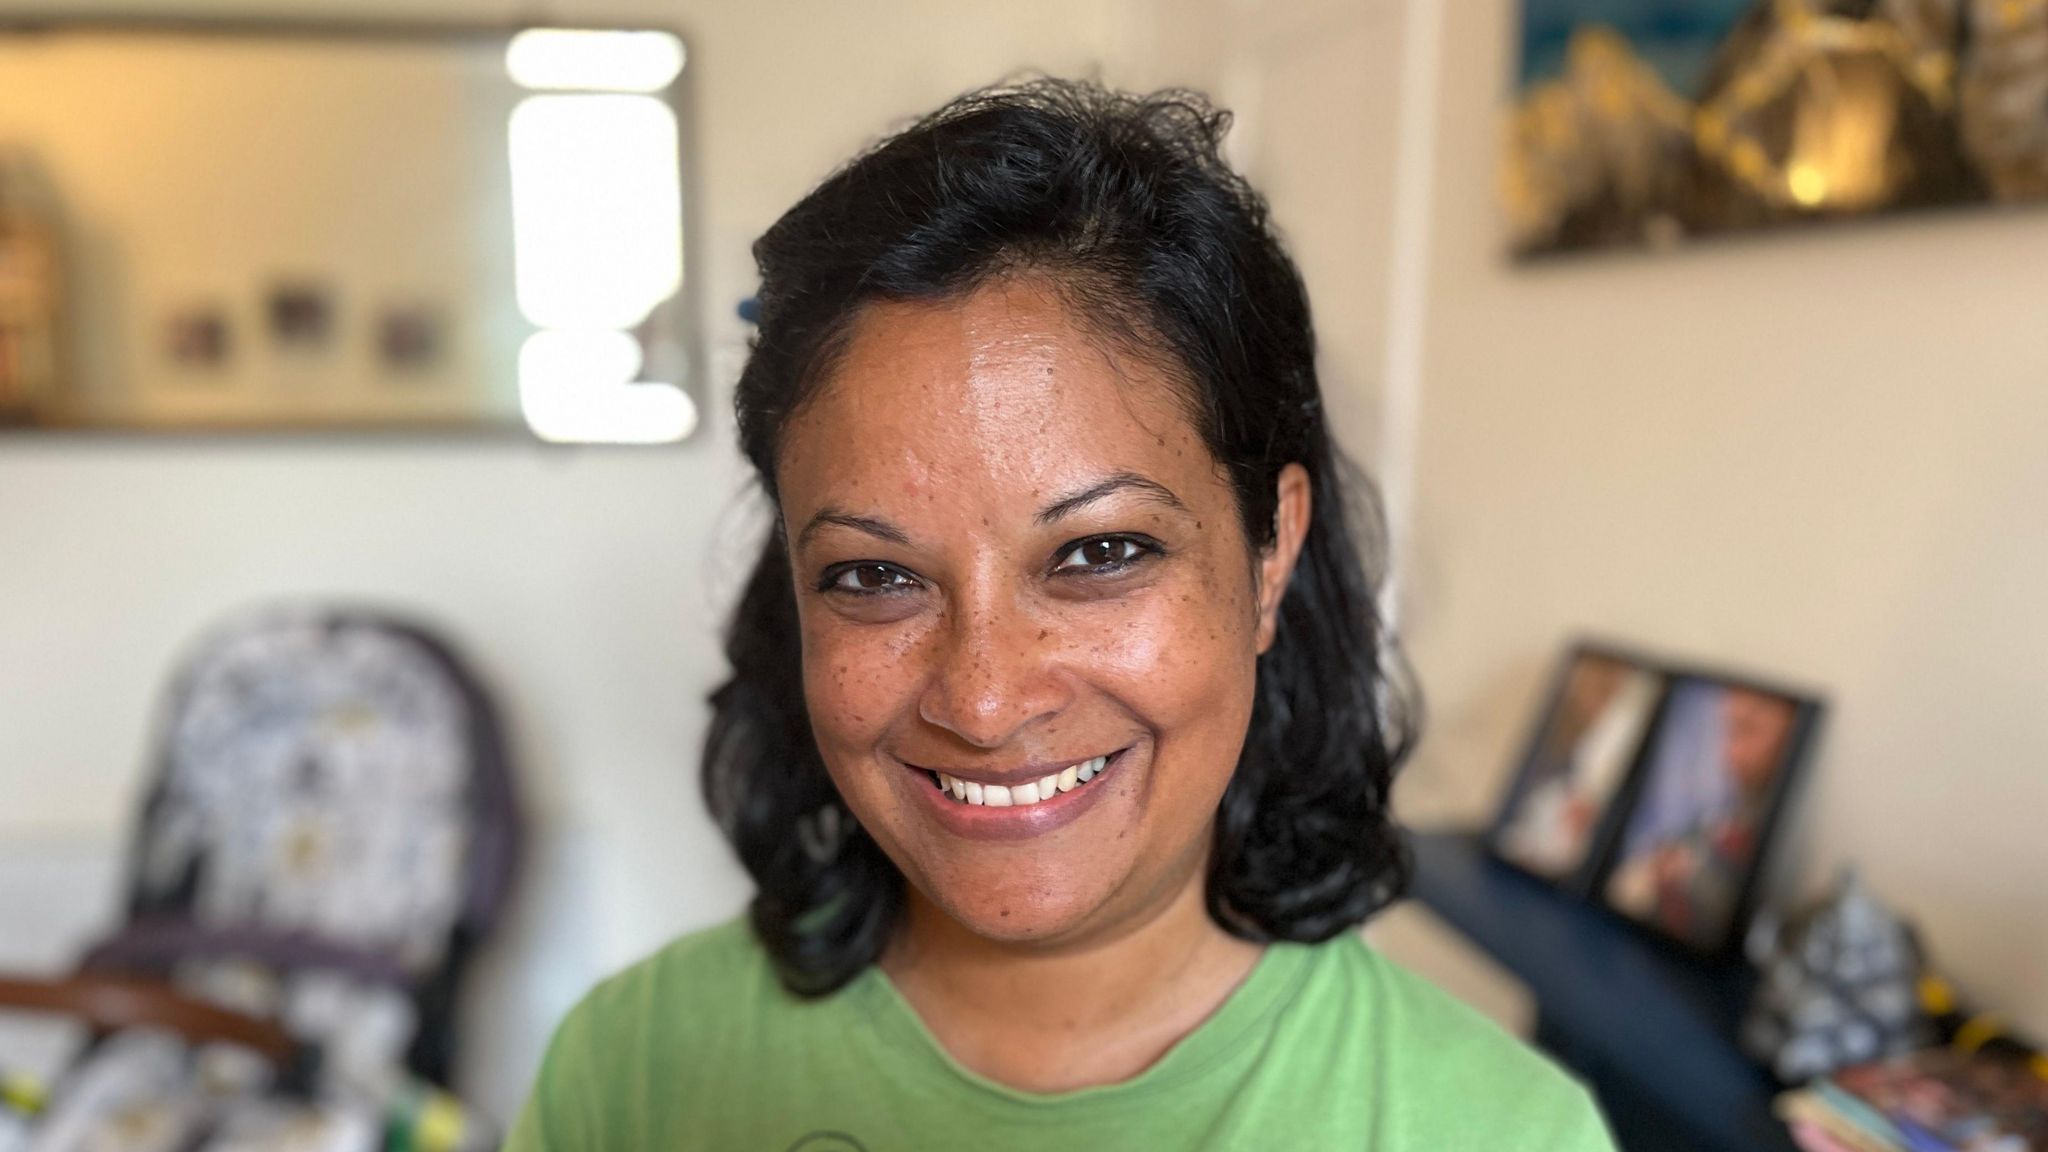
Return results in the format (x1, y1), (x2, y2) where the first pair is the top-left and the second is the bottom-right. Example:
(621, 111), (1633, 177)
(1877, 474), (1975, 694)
(1776, 1042), (2048, 1152)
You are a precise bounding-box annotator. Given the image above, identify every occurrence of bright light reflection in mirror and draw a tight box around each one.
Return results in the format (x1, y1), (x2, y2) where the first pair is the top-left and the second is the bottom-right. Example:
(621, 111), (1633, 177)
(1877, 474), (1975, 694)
(509, 95), (681, 329)
(518, 330), (696, 444)
(507, 33), (691, 444)
(506, 29), (685, 93)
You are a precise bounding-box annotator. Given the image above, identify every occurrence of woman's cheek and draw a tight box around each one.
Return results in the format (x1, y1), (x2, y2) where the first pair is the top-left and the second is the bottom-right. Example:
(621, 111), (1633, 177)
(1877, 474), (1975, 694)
(1074, 579), (1255, 722)
(802, 619), (916, 749)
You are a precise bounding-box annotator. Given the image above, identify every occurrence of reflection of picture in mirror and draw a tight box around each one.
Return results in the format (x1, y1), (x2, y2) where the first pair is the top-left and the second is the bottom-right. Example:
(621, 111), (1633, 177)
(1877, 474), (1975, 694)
(0, 150), (63, 418)
(1602, 677), (1803, 952)
(266, 281), (335, 351)
(1493, 648), (1665, 887)
(163, 306), (232, 370)
(376, 304), (445, 376)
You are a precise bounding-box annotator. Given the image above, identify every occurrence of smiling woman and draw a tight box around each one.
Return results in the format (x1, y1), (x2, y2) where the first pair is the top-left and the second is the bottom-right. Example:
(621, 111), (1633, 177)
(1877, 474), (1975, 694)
(508, 79), (1617, 1151)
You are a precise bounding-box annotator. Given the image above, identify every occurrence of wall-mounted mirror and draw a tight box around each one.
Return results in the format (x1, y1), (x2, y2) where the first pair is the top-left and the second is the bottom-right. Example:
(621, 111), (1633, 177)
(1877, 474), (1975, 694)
(0, 19), (696, 442)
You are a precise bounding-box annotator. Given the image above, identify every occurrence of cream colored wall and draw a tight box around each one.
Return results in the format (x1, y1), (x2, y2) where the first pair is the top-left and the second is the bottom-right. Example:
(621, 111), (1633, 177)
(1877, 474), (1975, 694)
(0, 0), (1115, 1120)
(1110, 0), (1406, 472)
(1402, 0), (2048, 1036)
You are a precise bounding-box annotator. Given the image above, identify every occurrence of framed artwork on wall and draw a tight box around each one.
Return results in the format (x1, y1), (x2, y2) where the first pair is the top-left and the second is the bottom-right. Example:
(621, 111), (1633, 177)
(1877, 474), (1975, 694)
(1505, 0), (2048, 257)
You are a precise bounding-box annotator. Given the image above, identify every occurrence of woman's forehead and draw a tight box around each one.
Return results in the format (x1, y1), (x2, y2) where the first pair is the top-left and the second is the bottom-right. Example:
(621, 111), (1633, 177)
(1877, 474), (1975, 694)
(778, 281), (1215, 510)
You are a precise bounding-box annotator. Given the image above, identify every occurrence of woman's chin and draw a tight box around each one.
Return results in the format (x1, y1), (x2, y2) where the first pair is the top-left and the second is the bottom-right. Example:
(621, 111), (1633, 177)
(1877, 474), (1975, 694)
(920, 876), (1119, 946)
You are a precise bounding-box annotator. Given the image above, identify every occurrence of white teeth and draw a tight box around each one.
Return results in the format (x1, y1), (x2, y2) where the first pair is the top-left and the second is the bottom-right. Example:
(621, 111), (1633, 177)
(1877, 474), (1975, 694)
(935, 752), (1116, 807)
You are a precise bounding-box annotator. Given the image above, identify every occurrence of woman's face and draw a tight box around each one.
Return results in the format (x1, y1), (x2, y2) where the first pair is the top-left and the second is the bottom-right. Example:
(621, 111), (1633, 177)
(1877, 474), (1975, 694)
(777, 277), (1308, 948)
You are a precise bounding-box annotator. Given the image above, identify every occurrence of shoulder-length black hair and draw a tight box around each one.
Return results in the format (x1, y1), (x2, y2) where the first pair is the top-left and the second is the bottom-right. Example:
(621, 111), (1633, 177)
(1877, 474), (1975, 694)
(705, 77), (1418, 996)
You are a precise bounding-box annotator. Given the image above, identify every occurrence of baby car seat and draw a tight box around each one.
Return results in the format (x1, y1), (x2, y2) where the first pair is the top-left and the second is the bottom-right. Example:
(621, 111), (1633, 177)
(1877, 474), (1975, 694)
(0, 604), (519, 1151)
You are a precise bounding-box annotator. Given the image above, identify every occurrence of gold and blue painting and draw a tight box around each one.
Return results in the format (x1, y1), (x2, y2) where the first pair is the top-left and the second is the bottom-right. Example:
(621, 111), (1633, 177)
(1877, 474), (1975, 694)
(1507, 0), (2048, 256)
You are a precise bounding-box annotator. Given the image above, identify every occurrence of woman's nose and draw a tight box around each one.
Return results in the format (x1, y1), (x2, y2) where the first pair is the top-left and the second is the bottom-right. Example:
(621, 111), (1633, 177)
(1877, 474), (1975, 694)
(917, 588), (1071, 749)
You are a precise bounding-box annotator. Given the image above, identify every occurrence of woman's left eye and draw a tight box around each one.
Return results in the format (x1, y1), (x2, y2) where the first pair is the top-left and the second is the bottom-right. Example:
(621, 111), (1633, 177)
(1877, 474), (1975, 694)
(1053, 536), (1154, 574)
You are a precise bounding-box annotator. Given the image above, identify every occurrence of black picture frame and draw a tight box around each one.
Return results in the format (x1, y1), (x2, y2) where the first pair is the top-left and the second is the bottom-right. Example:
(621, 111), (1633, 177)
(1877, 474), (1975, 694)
(1486, 639), (1671, 899)
(1590, 658), (1825, 960)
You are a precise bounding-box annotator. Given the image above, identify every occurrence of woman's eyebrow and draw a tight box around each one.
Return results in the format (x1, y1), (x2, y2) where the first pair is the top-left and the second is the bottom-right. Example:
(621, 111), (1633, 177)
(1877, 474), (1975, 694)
(796, 473), (1188, 550)
(1036, 472), (1189, 524)
(797, 509), (911, 550)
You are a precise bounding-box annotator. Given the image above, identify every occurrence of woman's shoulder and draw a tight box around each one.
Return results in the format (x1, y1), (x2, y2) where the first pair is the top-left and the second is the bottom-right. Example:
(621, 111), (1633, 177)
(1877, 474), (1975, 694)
(576, 915), (773, 1024)
(558, 914), (802, 1069)
(507, 916), (788, 1151)
(1291, 932), (1614, 1148)
(1317, 931), (1537, 1054)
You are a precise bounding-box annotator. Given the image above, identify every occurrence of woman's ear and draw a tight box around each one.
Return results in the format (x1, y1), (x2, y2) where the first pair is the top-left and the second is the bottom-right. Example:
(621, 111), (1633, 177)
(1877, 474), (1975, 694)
(1255, 463), (1312, 654)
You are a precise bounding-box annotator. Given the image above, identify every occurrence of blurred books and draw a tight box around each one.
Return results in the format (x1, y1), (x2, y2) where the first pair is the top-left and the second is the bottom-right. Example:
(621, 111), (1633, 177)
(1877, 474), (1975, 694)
(1777, 1047), (2048, 1152)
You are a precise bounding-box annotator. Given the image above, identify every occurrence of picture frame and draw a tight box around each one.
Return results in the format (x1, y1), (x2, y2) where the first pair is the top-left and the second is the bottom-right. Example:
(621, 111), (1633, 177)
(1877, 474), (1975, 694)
(1487, 639), (1670, 898)
(1594, 662), (1824, 959)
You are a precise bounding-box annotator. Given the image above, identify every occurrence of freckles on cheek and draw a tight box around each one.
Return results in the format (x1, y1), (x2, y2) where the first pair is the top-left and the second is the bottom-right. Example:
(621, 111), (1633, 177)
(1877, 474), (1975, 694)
(1087, 584), (1255, 706)
(803, 625), (920, 744)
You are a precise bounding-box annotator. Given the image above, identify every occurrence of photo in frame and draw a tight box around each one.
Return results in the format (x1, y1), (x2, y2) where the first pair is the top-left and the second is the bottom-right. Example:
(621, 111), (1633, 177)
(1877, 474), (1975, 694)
(1488, 642), (1669, 896)
(1597, 668), (1823, 957)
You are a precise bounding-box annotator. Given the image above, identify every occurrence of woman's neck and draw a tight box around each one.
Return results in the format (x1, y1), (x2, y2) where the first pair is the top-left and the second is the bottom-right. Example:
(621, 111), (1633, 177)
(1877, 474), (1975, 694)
(878, 855), (1265, 1094)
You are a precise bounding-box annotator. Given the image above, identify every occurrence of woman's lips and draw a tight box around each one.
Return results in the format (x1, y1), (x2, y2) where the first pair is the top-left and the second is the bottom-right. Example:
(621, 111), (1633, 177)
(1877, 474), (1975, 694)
(905, 746), (1132, 841)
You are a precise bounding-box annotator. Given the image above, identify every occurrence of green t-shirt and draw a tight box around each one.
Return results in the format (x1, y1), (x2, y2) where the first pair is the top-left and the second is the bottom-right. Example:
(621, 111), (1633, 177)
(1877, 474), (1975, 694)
(508, 917), (1615, 1151)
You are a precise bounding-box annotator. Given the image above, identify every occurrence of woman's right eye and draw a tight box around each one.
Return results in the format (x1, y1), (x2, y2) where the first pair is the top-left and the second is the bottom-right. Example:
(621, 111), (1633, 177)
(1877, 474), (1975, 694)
(822, 563), (917, 596)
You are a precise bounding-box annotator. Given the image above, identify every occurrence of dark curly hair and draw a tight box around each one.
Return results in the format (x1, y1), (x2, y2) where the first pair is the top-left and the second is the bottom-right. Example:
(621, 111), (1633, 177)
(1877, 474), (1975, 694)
(704, 77), (1418, 996)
